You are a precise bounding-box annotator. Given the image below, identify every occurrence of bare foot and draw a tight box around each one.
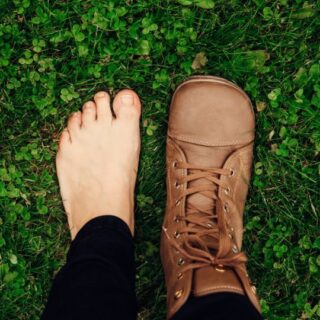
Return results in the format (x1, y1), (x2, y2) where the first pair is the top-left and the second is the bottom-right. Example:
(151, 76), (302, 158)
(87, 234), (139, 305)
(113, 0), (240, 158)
(56, 89), (141, 239)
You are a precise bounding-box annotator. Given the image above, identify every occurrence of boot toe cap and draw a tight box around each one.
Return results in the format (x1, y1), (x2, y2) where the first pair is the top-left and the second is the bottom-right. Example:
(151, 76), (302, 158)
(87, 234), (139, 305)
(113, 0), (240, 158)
(168, 79), (255, 147)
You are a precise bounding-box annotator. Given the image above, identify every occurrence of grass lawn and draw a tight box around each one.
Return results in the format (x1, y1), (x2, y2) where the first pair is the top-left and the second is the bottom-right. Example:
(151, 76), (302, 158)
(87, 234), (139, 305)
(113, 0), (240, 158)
(1, 0), (320, 319)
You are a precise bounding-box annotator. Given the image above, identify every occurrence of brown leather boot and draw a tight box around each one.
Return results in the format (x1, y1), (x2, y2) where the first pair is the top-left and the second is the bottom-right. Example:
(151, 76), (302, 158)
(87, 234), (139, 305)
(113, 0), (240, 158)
(160, 76), (261, 319)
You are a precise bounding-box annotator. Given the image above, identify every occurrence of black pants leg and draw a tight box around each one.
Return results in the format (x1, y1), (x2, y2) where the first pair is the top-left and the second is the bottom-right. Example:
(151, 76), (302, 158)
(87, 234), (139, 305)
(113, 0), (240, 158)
(41, 216), (137, 320)
(42, 215), (263, 320)
(172, 293), (263, 320)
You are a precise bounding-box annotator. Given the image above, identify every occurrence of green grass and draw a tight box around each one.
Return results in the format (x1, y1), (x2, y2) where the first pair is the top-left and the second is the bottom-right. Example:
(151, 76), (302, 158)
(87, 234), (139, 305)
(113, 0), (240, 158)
(0, 0), (320, 319)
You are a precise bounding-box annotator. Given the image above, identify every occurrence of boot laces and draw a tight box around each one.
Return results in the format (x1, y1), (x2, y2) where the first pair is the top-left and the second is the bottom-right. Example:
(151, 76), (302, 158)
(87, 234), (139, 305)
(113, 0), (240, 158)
(163, 161), (247, 274)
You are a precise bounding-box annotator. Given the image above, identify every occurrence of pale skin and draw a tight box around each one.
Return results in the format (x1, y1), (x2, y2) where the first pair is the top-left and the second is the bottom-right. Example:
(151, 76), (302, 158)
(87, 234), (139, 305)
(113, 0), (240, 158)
(56, 89), (141, 239)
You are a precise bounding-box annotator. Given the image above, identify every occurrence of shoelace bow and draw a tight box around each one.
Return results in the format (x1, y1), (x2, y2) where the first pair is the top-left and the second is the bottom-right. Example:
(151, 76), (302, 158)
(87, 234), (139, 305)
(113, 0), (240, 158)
(164, 161), (247, 274)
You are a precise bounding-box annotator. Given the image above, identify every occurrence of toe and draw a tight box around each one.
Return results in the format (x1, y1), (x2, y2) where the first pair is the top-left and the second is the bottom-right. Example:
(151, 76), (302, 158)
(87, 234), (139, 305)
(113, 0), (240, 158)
(112, 89), (141, 120)
(82, 101), (97, 126)
(56, 129), (71, 163)
(67, 111), (81, 137)
(94, 91), (112, 121)
(59, 128), (71, 148)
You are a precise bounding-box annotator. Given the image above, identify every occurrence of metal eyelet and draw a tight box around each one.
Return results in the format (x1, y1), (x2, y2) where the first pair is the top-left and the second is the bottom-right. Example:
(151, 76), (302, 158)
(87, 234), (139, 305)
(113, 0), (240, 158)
(230, 227), (235, 232)
(215, 264), (225, 273)
(224, 187), (231, 195)
(228, 233), (233, 239)
(178, 258), (185, 266)
(173, 160), (178, 168)
(223, 202), (229, 213)
(207, 223), (213, 228)
(175, 200), (181, 206)
(232, 245), (239, 253)
(174, 215), (179, 223)
(230, 168), (236, 177)
(174, 289), (183, 299)
(174, 181), (180, 189)
(177, 272), (183, 280)
(174, 231), (180, 239)
(251, 285), (257, 294)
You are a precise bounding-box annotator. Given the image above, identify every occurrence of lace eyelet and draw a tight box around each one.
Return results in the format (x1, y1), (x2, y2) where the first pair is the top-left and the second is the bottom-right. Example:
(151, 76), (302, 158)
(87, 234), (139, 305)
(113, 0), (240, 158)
(215, 264), (225, 273)
(174, 181), (180, 189)
(232, 245), (239, 253)
(224, 187), (231, 195)
(207, 223), (213, 228)
(174, 289), (183, 299)
(223, 202), (229, 213)
(228, 233), (233, 239)
(251, 285), (257, 294)
(178, 258), (185, 266)
(174, 215), (179, 223)
(229, 168), (236, 177)
(175, 200), (181, 206)
(174, 231), (180, 239)
(177, 272), (183, 280)
(173, 160), (178, 168)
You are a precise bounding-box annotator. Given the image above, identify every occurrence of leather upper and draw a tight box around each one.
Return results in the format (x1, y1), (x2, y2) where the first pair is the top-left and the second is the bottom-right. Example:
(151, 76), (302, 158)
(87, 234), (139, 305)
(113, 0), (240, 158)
(160, 76), (261, 319)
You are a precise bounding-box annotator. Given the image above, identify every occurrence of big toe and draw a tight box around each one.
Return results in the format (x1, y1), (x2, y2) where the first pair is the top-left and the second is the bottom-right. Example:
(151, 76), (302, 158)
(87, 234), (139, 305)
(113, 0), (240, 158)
(113, 89), (141, 120)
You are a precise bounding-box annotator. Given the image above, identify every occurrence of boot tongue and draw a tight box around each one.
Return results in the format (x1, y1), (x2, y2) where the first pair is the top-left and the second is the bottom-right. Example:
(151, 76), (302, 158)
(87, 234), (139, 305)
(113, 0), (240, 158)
(192, 266), (244, 297)
(180, 142), (246, 299)
(177, 141), (234, 224)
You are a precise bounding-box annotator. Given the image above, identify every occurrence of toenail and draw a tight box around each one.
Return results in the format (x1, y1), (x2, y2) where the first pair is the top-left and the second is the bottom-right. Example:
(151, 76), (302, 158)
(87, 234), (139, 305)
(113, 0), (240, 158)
(121, 94), (134, 105)
(96, 92), (106, 98)
(84, 102), (94, 109)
